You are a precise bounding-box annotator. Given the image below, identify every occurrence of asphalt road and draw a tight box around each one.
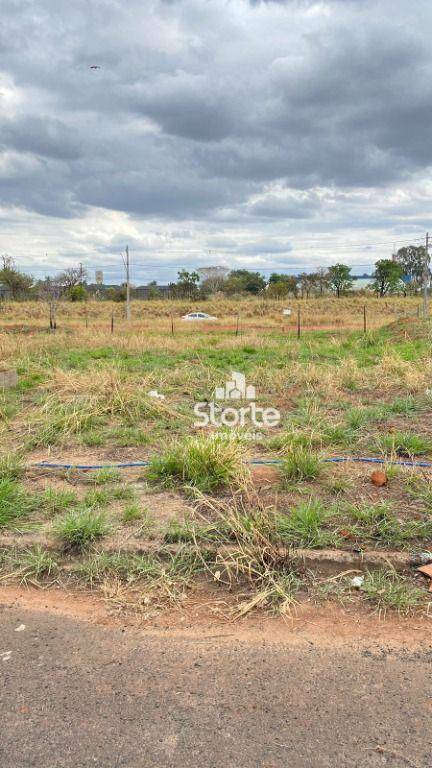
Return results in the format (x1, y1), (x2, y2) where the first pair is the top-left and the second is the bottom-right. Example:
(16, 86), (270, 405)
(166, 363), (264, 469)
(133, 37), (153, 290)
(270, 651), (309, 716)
(1, 602), (431, 768)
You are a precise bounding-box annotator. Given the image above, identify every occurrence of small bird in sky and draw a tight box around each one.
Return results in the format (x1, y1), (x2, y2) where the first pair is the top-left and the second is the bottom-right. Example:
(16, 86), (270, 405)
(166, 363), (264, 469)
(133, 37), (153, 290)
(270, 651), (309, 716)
(89, 65), (101, 70)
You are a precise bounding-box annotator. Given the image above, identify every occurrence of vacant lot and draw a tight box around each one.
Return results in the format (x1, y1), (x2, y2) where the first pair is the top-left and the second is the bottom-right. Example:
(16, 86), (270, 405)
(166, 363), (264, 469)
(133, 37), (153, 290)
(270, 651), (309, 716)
(1, 295), (432, 618)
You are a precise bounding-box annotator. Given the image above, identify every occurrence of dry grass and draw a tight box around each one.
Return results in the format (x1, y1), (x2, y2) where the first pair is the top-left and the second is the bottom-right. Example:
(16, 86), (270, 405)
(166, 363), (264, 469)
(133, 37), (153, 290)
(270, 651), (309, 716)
(1, 296), (431, 615)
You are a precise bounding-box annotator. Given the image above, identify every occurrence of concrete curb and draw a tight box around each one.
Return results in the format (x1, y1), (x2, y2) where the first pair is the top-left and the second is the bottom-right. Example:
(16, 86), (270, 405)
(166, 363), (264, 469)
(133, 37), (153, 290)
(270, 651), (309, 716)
(0, 534), (429, 576)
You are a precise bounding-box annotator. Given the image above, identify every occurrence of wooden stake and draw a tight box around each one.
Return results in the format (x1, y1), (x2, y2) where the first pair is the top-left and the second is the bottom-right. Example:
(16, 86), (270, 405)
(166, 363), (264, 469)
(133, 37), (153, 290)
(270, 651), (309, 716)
(235, 312), (240, 336)
(111, 312), (114, 334)
(297, 306), (301, 339)
(363, 305), (367, 334)
(171, 314), (174, 336)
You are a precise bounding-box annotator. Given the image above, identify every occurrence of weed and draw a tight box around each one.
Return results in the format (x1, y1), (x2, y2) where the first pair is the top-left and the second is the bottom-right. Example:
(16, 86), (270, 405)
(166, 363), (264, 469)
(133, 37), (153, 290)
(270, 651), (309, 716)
(0, 480), (38, 528)
(343, 501), (432, 547)
(360, 569), (425, 614)
(0, 546), (59, 584)
(78, 547), (202, 601)
(0, 453), (24, 480)
(163, 518), (196, 543)
(325, 473), (354, 495)
(80, 430), (106, 447)
(280, 448), (321, 483)
(111, 427), (151, 447)
(83, 488), (112, 508)
(19, 547), (59, 583)
(164, 517), (230, 544)
(83, 468), (122, 485)
(276, 499), (337, 548)
(40, 487), (78, 516)
(321, 423), (356, 448)
(147, 434), (248, 492)
(122, 504), (143, 523)
(83, 484), (134, 508)
(203, 498), (302, 615)
(389, 396), (421, 415)
(77, 552), (161, 585)
(268, 429), (321, 452)
(378, 431), (432, 457)
(111, 485), (136, 501)
(383, 463), (401, 480)
(53, 508), (111, 549)
(405, 477), (432, 509)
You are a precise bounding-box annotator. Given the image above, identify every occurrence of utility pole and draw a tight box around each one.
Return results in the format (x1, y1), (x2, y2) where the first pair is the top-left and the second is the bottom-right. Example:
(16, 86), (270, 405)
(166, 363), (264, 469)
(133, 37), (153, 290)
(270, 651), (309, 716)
(125, 245), (131, 321)
(423, 232), (430, 318)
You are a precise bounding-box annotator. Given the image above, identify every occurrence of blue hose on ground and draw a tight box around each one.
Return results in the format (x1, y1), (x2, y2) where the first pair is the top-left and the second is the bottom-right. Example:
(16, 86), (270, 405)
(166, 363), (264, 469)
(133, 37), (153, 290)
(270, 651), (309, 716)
(30, 456), (432, 471)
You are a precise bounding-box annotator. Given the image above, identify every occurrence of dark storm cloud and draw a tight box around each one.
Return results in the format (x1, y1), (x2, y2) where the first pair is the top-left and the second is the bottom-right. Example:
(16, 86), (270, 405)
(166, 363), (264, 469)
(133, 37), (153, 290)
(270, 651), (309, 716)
(0, 0), (432, 233)
(1, 116), (83, 161)
(248, 194), (319, 218)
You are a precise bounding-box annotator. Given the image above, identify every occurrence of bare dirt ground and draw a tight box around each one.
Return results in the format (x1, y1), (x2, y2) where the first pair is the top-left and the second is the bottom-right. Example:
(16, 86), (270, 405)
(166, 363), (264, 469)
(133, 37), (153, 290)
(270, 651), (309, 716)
(1, 585), (431, 768)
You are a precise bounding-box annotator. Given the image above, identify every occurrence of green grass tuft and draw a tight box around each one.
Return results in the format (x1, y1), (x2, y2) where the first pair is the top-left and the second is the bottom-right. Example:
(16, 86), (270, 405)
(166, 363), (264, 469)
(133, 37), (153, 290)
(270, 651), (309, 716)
(147, 434), (248, 493)
(280, 448), (321, 483)
(0, 453), (24, 480)
(83, 468), (122, 485)
(39, 487), (78, 516)
(378, 431), (432, 457)
(360, 569), (426, 614)
(53, 508), (111, 549)
(276, 499), (337, 548)
(0, 479), (39, 528)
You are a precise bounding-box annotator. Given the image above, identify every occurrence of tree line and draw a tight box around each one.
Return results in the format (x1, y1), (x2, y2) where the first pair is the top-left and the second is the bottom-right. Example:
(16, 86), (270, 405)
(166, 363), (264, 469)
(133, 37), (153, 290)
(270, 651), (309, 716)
(0, 245), (428, 301)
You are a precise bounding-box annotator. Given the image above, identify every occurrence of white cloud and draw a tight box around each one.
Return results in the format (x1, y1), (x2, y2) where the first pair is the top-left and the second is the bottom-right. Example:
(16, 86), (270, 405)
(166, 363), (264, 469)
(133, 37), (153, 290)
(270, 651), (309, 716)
(0, 0), (430, 280)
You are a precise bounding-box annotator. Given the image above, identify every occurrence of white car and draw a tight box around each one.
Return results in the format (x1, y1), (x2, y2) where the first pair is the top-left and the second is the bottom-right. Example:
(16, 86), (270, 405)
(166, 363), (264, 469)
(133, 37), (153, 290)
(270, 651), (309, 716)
(182, 312), (217, 321)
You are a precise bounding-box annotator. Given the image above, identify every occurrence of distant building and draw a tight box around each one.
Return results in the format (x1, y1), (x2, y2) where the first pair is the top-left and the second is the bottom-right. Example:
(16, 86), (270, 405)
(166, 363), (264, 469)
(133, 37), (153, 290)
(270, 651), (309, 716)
(134, 284), (171, 300)
(85, 283), (172, 300)
(0, 283), (11, 300)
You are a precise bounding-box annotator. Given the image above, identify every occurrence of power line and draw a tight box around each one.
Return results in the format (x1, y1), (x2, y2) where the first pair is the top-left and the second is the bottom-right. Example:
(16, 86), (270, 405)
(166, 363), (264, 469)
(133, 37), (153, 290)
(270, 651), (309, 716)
(12, 233), (427, 277)
(7, 233), (425, 270)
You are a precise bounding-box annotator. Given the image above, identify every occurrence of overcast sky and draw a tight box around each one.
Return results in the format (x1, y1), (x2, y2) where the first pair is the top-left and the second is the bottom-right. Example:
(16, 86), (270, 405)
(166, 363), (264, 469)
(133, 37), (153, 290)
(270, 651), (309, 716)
(0, 0), (431, 284)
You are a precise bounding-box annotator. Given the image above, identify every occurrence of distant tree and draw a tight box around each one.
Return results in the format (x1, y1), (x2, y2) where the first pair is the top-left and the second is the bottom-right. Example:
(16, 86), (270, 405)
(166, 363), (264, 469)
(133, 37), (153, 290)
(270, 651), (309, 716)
(173, 269), (200, 299)
(328, 263), (353, 298)
(394, 245), (426, 288)
(37, 277), (60, 328)
(174, 269), (196, 299)
(268, 281), (286, 298)
(0, 255), (33, 299)
(371, 259), (404, 297)
(197, 266), (229, 294)
(298, 272), (318, 299)
(224, 270), (266, 295)
(55, 265), (88, 292)
(106, 285), (127, 302)
(267, 281), (289, 298)
(68, 284), (88, 302)
(314, 267), (331, 295)
(268, 274), (299, 297)
(147, 280), (162, 300)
